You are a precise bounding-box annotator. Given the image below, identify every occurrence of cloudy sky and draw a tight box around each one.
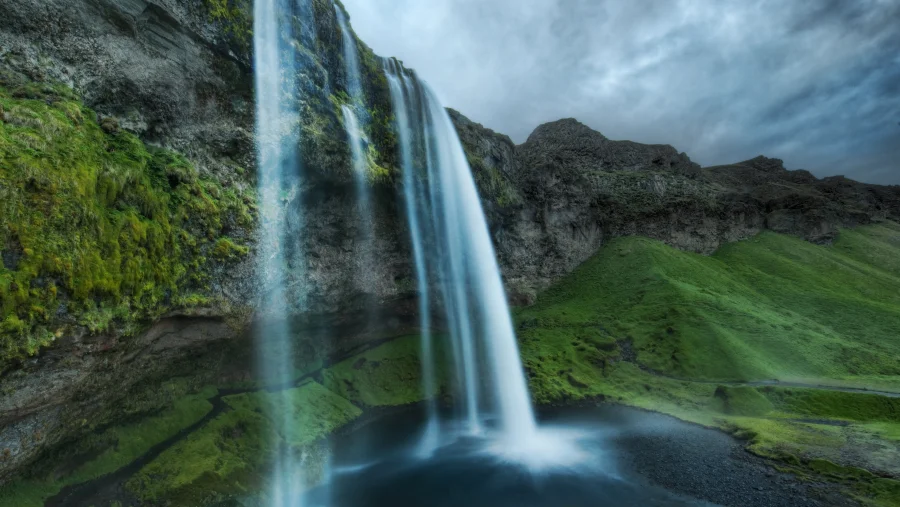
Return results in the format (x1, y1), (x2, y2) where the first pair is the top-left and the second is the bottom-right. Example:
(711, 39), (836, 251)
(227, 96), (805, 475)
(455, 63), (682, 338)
(341, 0), (900, 185)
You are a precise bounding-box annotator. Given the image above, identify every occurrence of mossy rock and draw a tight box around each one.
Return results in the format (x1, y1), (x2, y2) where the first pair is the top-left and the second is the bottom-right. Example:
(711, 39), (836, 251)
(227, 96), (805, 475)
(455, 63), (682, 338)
(125, 382), (360, 505)
(202, 0), (253, 55)
(0, 78), (254, 368)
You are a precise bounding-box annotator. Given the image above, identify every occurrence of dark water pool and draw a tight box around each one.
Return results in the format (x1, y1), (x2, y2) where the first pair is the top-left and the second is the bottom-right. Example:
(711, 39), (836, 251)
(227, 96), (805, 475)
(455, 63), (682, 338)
(302, 405), (721, 507)
(300, 404), (847, 507)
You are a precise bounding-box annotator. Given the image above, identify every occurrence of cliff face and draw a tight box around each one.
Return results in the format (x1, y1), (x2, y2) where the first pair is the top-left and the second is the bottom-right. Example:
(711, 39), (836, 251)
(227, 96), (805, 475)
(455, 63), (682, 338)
(0, 0), (416, 481)
(454, 115), (900, 303)
(1, 0), (899, 486)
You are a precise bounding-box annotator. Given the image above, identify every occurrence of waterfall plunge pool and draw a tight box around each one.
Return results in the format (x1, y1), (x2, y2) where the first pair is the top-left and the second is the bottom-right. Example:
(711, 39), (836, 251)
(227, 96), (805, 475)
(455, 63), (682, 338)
(301, 404), (834, 507)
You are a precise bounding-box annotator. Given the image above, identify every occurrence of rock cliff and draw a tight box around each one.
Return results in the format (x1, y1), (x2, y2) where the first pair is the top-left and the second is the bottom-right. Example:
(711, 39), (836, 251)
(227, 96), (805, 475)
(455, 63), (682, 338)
(0, 0), (415, 481)
(456, 115), (900, 303)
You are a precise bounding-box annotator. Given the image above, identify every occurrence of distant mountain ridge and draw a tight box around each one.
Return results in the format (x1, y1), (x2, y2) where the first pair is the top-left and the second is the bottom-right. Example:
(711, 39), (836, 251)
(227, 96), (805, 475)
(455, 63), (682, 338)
(451, 112), (900, 302)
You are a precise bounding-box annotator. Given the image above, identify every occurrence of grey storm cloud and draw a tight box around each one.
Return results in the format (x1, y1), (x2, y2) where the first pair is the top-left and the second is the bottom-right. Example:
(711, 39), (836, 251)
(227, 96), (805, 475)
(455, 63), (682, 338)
(340, 0), (900, 184)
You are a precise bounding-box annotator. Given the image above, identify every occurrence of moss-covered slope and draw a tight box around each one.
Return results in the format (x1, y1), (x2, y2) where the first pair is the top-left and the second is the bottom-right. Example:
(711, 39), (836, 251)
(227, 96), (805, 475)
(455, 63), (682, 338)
(0, 77), (254, 369)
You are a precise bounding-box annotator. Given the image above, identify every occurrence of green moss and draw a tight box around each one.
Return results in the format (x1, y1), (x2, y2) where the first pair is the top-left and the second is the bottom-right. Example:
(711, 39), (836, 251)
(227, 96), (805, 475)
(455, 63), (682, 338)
(352, 25), (399, 181)
(713, 386), (774, 416)
(0, 81), (254, 368)
(175, 293), (214, 308)
(363, 104), (397, 180)
(211, 237), (250, 260)
(794, 459), (900, 507)
(322, 335), (443, 407)
(0, 386), (216, 506)
(807, 458), (874, 479)
(203, 0), (252, 52)
(331, 91), (397, 184)
(858, 478), (900, 507)
(149, 149), (198, 186)
(226, 381), (362, 445)
(365, 143), (391, 183)
(473, 159), (521, 207)
(459, 139), (521, 207)
(126, 399), (270, 503)
(126, 381), (361, 505)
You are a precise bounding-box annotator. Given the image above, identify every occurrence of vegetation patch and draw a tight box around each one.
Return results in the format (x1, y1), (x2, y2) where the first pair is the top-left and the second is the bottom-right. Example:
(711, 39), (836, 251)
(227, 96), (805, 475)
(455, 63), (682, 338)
(713, 386), (774, 416)
(125, 381), (360, 505)
(203, 0), (253, 53)
(322, 334), (444, 407)
(464, 147), (521, 207)
(518, 228), (900, 385)
(762, 387), (900, 423)
(0, 385), (216, 506)
(0, 77), (254, 368)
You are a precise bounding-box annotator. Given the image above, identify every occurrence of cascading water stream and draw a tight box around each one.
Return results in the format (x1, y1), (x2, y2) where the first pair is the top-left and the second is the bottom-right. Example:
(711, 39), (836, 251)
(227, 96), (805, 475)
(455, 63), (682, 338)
(420, 83), (538, 442)
(253, 0), (306, 505)
(383, 61), (540, 450)
(334, 5), (373, 234)
(334, 4), (362, 100)
(383, 59), (440, 456)
(420, 91), (483, 436)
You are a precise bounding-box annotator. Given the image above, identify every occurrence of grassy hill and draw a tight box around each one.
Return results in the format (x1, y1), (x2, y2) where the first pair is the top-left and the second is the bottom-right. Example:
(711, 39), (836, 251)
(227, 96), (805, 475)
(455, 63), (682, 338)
(519, 222), (900, 387)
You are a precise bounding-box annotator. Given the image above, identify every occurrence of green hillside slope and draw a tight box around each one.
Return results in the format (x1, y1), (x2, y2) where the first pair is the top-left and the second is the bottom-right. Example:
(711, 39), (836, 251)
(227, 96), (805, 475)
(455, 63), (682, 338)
(520, 223), (900, 385)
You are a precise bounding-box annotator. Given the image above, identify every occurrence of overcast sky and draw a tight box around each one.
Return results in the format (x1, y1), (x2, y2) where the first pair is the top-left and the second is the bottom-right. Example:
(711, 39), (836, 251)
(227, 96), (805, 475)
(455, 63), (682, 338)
(341, 0), (900, 185)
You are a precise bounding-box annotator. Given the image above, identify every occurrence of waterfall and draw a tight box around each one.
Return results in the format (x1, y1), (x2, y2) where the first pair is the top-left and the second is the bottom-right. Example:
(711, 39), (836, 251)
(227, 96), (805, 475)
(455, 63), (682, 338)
(335, 4), (362, 102)
(340, 105), (370, 199)
(384, 61), (539, 449)
(254, 0), (305, 505)
(335, 3), (376, 313)
(383, 59), (440, 456)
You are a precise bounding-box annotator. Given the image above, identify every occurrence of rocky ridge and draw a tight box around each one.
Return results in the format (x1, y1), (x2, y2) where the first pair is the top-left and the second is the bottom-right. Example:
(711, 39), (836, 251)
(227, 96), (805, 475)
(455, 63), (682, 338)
(457, 116), (899, 302)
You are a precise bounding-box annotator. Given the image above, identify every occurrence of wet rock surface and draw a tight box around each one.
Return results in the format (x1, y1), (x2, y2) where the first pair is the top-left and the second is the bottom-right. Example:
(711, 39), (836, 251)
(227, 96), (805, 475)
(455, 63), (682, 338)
(613, 408), (857, 507)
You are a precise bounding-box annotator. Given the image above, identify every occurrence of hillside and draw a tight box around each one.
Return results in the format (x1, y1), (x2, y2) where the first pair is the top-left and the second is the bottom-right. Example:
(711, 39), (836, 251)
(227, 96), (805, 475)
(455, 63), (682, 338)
(519, 222), (900, 387)
(454, 114), (900, 304)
